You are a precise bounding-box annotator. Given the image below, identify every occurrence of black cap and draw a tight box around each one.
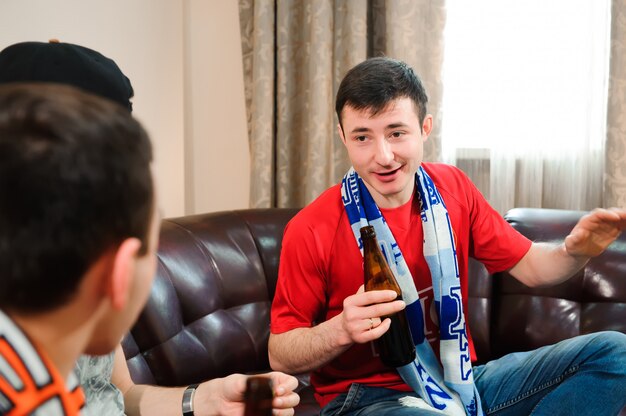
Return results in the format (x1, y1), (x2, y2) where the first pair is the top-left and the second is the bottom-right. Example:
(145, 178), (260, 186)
(0, 40), (134, 111)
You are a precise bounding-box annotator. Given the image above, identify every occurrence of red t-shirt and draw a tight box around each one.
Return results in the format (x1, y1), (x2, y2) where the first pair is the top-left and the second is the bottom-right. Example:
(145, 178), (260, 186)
(270, 163), (532, 407)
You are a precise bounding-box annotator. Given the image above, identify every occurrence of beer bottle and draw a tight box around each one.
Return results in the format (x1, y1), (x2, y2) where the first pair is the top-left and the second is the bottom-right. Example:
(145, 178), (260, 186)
(243, 376), (273, 416)
(361, 225), (416, 367)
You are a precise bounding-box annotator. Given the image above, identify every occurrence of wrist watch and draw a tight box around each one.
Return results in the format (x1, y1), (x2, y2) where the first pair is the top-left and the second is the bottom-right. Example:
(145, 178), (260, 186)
(182, 383), (199, 416)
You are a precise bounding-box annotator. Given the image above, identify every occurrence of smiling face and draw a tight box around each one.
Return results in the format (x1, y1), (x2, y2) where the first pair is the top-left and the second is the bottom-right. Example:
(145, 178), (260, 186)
(339, 97), (433, 209)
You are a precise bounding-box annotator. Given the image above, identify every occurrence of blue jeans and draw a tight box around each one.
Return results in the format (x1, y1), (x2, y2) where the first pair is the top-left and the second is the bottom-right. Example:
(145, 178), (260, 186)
(320, 331), (626, 415)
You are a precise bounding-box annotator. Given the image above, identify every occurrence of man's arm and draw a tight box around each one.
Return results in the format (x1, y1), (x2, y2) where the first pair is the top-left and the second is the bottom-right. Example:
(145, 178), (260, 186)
(269, 286), (405, 374)
(111, 345), (300, 416)
(509, 208), (626, 287)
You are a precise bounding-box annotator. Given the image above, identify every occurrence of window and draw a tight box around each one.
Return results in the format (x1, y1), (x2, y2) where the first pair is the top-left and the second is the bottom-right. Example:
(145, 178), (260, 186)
(440, 0), (611, 212)
(442, 0), (611, 155)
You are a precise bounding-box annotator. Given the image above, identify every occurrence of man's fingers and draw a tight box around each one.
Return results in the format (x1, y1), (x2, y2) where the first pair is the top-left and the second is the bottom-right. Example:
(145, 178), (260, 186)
(272, 378), (297, 396)
(365, 300), (406, 319)
(360, 317), (392, 341)
(566, 211), (625, 257)
(342, 288), (406, 343)
(273, 408), (295, 416)
(365, 317), (384, 330)
(343, 295), (405, 327)
(581, 209), (623, 230)
(272, 392), (300, 411)
(346, 289), (399, 308)
(608, 207), (626, 228)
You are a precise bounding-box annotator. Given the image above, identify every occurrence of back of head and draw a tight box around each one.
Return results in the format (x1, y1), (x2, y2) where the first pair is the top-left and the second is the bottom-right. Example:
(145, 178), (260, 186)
(0, 83), (153, 313)
(335, 57), (428, 127)
(0, 40), (134, 111)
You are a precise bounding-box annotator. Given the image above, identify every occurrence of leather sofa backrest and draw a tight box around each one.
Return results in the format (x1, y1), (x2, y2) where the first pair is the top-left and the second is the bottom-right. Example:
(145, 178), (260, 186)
(122, 209), (299, 386)
(123, 206), (626, 392)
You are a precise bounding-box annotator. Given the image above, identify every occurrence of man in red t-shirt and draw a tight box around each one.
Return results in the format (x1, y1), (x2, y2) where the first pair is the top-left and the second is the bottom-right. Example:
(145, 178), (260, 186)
(269, 57), (626, 415)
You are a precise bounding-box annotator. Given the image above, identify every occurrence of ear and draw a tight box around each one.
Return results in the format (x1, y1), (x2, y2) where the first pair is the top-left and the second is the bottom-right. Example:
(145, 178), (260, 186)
(421, 114), (433, 139)
(338, 123), (347, 145)
(109, 238), (142, 310)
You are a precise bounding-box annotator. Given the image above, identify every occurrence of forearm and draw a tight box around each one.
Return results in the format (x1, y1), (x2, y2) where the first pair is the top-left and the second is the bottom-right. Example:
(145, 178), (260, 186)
(122, 379), (232, 416)
(509, 242), (590, 287)
(112, 345), (186, 416)
(269, 315), (352, 374)
(113, 344), (223, 416)
(122, 384), (184, 416)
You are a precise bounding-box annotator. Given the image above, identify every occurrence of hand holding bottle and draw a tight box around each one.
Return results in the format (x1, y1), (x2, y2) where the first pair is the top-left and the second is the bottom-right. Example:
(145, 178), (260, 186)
(338, 285), (406, 345)
(361, 225), (416, 367)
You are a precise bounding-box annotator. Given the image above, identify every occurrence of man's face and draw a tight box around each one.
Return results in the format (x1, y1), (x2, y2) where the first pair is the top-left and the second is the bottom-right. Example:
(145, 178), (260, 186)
(339, 97), (432, 208)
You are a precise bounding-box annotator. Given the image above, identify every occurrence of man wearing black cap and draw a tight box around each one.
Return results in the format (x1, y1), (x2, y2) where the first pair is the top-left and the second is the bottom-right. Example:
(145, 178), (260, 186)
(0, 40), (299, 416)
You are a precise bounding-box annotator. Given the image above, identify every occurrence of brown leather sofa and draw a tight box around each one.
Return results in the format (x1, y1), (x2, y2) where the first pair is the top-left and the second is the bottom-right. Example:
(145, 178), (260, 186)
(122, 207), (626, 415)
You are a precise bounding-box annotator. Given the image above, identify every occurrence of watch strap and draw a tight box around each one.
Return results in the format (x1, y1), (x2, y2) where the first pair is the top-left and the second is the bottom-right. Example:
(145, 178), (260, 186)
(182, 383), (199, 416)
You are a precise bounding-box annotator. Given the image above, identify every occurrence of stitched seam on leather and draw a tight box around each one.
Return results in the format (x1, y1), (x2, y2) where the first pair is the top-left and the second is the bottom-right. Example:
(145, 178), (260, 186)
(171, 215), (268, 359)
(168, 220), (223, 294)
(234, 210), (269, 292)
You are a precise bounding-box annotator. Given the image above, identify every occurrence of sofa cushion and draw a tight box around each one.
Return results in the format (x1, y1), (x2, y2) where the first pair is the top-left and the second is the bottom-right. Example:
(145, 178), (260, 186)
(122, 209), (298, 386)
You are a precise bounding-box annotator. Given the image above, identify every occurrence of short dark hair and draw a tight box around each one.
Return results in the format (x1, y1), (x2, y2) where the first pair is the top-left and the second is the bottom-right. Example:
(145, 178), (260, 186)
(335, 57), (429, 128)
(0, 83), (153, 313)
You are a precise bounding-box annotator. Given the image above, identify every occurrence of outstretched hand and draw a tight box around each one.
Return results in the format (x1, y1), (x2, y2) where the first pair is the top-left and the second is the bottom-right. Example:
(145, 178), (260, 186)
(565, 208), (626, 258)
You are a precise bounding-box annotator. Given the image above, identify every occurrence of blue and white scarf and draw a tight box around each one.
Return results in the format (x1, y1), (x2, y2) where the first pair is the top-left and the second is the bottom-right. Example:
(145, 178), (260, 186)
(341, 166), (482, 416)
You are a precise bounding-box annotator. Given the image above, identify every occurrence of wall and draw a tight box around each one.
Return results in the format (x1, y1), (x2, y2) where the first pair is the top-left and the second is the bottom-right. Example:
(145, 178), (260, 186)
(184, 0), (251, 214)
(0, 0), (250, 217)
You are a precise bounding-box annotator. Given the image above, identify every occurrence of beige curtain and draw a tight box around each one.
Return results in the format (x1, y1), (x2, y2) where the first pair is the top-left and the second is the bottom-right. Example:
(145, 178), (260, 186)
(605, 0), (626, 208)
(239, 0), (446, 208)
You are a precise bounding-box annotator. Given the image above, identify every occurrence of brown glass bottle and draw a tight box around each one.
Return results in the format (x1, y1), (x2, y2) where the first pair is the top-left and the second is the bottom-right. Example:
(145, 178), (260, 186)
(243, 376), (273, 416)
(361, 225), (416, 367)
